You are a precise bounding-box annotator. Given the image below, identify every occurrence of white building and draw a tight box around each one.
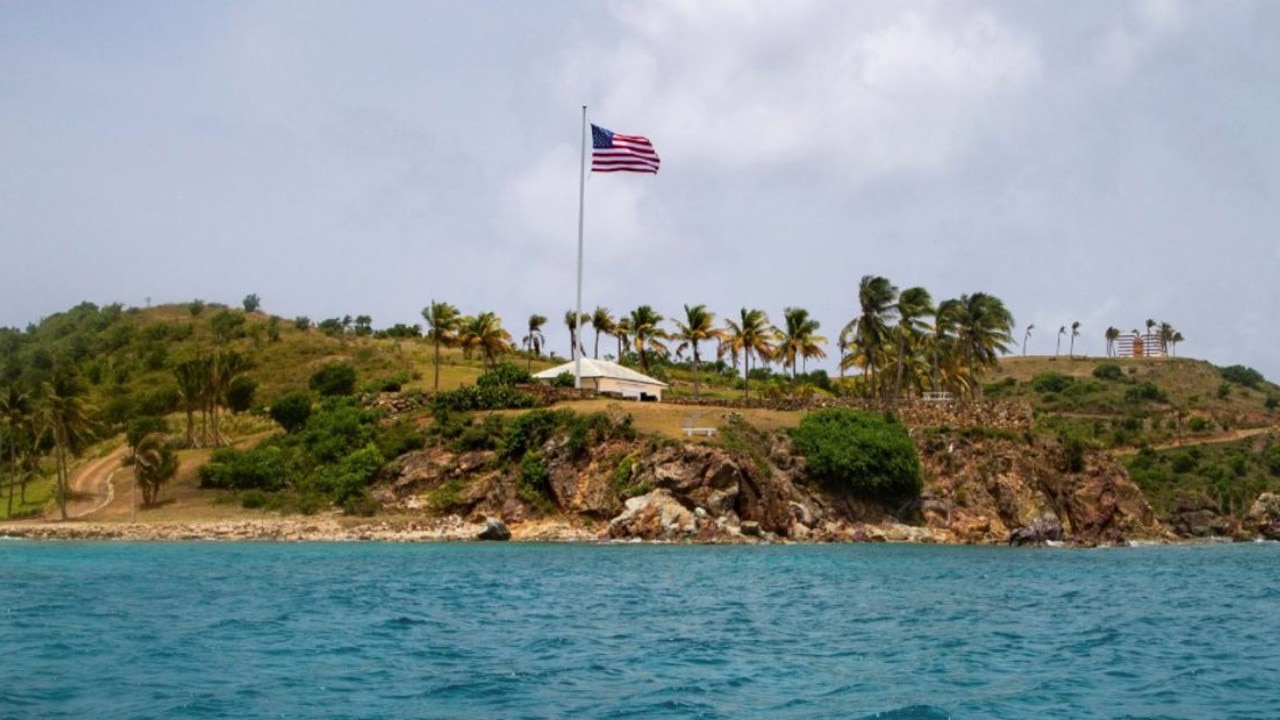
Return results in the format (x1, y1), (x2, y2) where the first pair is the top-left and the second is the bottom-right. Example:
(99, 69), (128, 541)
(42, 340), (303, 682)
(532, 358), (668, 401)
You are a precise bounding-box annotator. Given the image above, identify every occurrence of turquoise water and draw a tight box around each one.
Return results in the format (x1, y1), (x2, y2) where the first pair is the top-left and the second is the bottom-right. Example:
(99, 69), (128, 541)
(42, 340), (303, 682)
(1, 541), (1278, 719)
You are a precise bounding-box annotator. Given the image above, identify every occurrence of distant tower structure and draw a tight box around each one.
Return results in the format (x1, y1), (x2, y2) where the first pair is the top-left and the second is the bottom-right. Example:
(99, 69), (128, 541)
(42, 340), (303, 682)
(1115, 331), (1166, 358)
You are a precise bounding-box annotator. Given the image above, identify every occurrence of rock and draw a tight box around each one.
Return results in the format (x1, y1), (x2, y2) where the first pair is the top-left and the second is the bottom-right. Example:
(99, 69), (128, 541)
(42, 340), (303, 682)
(477, 518), (511, 541)
(1167, 493), (1232, 538)
(1008, 514), (1064, 546)
(1241, 492), (1280, 540)
(607, 490), (697, 540)
(741, 520), (762, 537)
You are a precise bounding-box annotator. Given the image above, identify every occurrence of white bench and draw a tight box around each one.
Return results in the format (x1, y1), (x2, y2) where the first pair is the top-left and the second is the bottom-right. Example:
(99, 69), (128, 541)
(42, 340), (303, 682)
(682, 427), (717, 437)
(922, 391), (953, 403)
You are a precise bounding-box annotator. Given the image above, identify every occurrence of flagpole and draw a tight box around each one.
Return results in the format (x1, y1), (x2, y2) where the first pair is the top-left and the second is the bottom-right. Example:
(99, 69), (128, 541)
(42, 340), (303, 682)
(574, 105), (587, 390)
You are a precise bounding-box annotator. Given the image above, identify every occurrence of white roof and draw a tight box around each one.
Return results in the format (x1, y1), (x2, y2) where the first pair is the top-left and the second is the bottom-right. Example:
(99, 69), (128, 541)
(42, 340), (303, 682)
(531, 358), (668, 387)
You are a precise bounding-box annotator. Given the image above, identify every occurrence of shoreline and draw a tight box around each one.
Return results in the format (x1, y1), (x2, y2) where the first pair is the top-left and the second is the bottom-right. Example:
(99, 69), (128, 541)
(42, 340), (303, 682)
(0, 514), (1187, 546)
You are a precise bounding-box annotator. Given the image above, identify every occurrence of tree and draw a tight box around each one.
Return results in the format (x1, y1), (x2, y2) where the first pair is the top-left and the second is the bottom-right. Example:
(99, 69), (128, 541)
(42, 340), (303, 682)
(590, 307), (615, 360)
(353, 315), (373, 337)
(210, 310), (246, 344)
(840, 275), (898, 398)
(310, 361), (358, 397)
(563, 310), (588, 360)
(1, 385), (33, 517)
(1170, 331), (1185, 356)
(225, 376), (257, 414)
(422, 301), (462, 389)
(628, 306), (669, 375)
(891, 288), (932, 400)
(1158, 322), (1175, 355)
(209, 350), (251, 445)
(130, 432), (178, 506)
(270, 391), (312, 433)
(242, 294), (261, 313)
(929, 299), (965, 394)
(724, 308), (774, 400)
(172, 357), (211, 448)
(1069, 321), (1081, 359)
(672, 304), (721, 398)
(39, 372), (95, 520)
(954, 293), (1015, 399)
(460, 312), (513, 371)
(522, 314), (547, 372)
(777, 307), (827, 385)
(1022, 324), (1034, 357)
(614, 317), (633, 362)
(1105, 327), (1120, 358)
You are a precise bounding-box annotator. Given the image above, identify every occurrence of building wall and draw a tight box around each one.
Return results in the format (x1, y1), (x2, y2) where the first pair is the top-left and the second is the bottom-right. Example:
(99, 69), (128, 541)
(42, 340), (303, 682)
(596, 377), (663, 401)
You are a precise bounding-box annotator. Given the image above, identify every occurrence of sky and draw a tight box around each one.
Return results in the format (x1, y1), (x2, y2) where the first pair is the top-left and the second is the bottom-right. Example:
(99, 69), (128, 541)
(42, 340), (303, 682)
(2, 1), (1278, 379)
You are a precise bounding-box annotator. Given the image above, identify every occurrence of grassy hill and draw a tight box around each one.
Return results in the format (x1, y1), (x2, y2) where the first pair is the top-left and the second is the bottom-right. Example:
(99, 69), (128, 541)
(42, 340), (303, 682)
(3, 301), (1279, 527)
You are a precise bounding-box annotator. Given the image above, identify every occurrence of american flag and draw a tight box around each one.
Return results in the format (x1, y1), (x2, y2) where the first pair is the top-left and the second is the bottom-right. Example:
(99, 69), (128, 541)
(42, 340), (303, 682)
(591, 124), (660, 174)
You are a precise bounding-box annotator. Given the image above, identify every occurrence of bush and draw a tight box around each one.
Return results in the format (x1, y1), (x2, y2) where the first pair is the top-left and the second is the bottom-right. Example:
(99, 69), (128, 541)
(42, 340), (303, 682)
(1220, 365), (1265, 389)
(126, 416), (169, 450)
(789, 408), (922, 498)
(1093, 363), (1124, 381)
(1031, 372), (1074, 393)
(430, 385), (538, 414)
(310, 362), (358, 397)
(242, 294), (261, 313)
(551, 372), (576, 389)
(477, 362), (532, 388)
(226, 376), (258, 414)
(199, 446), (296, 491)
(1125, 382), (1168, 404)
(270, 391), (312, 433)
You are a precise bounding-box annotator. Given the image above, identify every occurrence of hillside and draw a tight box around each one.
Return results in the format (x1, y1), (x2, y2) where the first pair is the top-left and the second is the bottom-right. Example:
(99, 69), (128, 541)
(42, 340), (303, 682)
(3, 300), (1279, 541)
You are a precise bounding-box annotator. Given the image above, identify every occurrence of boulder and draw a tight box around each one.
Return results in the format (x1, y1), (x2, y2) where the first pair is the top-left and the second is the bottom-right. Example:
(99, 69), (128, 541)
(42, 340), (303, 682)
(477, 518), (511, 541)
(1241, 492), (1280, 540)
(1008, 514), (1064, 546)
(607, 490), (697, 540)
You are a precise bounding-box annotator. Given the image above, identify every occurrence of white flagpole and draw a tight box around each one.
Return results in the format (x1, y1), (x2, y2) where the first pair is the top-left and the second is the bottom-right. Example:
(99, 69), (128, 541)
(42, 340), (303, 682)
(574, 105), (587, 390)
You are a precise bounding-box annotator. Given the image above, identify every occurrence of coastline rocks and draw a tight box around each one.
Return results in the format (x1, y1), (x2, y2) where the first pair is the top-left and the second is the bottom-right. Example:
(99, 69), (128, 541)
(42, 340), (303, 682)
(477, 518), (511, 541)
(1241, 493), (1280, 540)
(1008, 515), (1064, 546)
(1167, 493), (1234, 538)
(607, 490), (697, 540)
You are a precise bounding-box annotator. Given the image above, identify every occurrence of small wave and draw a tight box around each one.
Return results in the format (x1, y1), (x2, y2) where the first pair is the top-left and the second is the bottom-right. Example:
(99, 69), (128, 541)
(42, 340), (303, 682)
(861, 705), (953, 720)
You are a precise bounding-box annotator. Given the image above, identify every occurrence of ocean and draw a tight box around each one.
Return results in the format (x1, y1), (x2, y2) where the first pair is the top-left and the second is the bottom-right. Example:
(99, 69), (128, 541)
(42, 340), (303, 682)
(1, 540), (1277, 719)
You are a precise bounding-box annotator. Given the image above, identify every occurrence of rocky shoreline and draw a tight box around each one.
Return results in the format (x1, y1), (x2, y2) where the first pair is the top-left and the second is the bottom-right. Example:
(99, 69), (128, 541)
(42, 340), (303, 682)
(0, 514), (1141, 545)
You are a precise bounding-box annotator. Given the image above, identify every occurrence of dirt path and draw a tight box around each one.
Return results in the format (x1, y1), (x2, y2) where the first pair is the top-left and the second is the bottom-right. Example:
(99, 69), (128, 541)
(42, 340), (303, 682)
(50, 445), (130, 520)
(1111, 425), (1278, 456)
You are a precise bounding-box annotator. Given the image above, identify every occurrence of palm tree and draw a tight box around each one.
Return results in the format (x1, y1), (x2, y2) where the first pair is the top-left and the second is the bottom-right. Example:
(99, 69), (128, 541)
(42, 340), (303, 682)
(523, 314), (547, 372)
(564, 310), (588, 360)
(172, 357), (211, 448)
(39, 372), (94, 521)
(1, 385), (33, 517)
(460, 312), (513, 371)
(422, 301), (462, 389)
(930, 299), (963, 391)
(673, 304), (721, 399)
(1170, 331), (1185, 356)
(775, 307), (827, 385)
(1056, 326), (1066, 357)
(1069, 321), (1081, 359)
(892, 288), (933, 400)
(1022, 324), (1034, 356)
(209, 350), (250, 447)
(1105, 327), (1120, 358)
(1158, 322), (1175, 355)
(613, 317), (633, 362)
(130, 432), (178, 506)
(840, 275), (898, 398)
(590, 307), (615, 360)
(954, 293), (1015, 400)
(628, 306), (669, 375)
(724, 308), (775, 400)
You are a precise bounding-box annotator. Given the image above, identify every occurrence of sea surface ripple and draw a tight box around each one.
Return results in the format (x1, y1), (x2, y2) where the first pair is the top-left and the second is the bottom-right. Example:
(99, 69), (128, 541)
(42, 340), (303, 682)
(1, 541), (1278, 719)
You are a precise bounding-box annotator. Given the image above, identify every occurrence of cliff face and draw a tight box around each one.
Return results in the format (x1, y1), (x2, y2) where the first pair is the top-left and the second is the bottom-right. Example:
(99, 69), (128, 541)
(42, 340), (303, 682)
(378, 424), (1168, 545)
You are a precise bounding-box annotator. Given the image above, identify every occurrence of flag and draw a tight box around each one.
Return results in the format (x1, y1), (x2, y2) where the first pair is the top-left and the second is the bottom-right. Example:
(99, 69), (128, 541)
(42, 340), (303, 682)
(591, 124), (660, 174)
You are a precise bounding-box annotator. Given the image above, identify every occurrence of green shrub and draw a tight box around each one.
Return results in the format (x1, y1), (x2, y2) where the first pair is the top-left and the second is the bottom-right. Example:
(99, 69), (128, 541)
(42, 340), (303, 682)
(517, 452), (553, 508)
(477, 362), (532, 388)
(1093, 363), (1124, 381)
(1031, 372), (1074, 393)
(310, 362), (358, 397)
(199, 446), (296, 491)
(1125, 382), (1168, 404)
(1220, 365), (1265, 389)
(1189, 416), (1210, 432)
(503, 409), (568, 459)
(126, 416), (169, 450)
(241, 490), (267, 509)
(430, 385), (538, 414)
(226, 376), (258, 414)
(789, 408), (922, 498)
(551, 372), (576, 389)
(270, 391), (312, 433)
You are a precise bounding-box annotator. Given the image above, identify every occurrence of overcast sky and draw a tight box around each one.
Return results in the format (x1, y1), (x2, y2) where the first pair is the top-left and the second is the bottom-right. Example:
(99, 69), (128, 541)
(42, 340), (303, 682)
(2, 1), (1278, 379)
